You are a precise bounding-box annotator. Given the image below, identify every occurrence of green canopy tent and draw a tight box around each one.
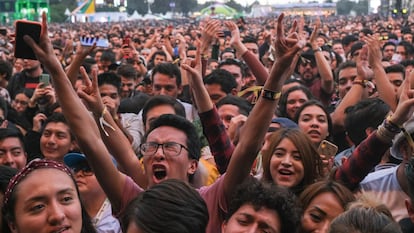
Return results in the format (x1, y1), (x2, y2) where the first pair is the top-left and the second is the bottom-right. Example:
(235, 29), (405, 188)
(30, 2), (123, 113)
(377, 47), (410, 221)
(200, 3), (238, 17)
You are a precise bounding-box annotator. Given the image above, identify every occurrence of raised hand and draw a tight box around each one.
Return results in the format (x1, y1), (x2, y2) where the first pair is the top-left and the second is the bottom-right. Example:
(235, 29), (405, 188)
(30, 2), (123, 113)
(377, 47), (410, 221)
(23, 12), (61, 75)
(272, 14), (304, 76)
(76, 66), (105, 115)
(363, 34), (382, 68)
(200, 19), (220, 54)
(355, 45), (372, 80)
(309, 17), (321, 48)
(390, 70), (414, 126)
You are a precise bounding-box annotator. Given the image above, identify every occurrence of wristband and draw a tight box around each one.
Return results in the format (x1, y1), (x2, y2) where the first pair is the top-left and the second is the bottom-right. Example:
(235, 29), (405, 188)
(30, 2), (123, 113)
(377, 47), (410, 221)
(313, 47), (322, 53)
(352, 79), (367, 88)
(261, 89), (281, 101)
(383, 116), (401, 134)
(98, 106), (116, 137)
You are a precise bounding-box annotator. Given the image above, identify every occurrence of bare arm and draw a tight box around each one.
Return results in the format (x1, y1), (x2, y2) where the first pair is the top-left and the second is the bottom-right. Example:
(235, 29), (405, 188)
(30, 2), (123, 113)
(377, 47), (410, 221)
(365, 34), (398, 111)
(222, 14), (304, 201)
(65, 44), (96, 87)
(331, 48), (370, 131)
(25, 13), (130, 212)
(226, 21), (268, 85)
(309, 19), (334, 94)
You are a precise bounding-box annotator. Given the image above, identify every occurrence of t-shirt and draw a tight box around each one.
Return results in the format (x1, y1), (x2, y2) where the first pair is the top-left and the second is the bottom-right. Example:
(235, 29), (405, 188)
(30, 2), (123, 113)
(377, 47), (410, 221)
(359, 166), (409, 221)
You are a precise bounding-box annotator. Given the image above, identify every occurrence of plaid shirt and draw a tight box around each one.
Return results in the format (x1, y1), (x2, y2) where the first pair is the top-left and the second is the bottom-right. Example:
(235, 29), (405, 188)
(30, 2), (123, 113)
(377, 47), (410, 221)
(333, 131), (392, 191)
(199, 107), (234, 174)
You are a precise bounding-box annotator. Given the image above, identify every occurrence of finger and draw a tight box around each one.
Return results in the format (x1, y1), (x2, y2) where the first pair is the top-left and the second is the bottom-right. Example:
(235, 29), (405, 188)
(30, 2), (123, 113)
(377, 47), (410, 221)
(77, 89), (92, 102)
(41, 12), (48, 38)
(288, 20), (298, 35)
(91, 67), (98, 92)
(276, 13), (285, 38)
(80, 66), (91, 87)
(309, 25), (318, 42)
(194, 43), (201, 68)
(181, 63), (197, 75)
(23, 35), (42, 56)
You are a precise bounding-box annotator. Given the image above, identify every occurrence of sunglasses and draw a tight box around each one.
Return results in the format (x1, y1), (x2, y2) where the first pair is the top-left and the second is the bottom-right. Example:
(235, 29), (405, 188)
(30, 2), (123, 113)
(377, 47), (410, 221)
(300, 57), (316, 67)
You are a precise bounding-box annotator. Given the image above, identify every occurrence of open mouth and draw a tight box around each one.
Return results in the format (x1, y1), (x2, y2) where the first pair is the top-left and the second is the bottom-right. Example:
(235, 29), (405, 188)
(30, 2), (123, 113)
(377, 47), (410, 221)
(153, 165), (167, 181)
(308, 130), (320, 136)
(279, 169), (293, 175)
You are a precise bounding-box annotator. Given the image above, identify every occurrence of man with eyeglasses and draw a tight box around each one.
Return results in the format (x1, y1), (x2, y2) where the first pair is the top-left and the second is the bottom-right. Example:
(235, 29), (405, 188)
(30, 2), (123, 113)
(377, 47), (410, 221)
(64, 152), (121, 233)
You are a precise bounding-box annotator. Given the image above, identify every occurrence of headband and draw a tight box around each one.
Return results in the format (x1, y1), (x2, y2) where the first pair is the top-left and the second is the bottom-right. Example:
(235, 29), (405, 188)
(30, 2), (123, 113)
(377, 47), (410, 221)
(3, 159), (73, 207)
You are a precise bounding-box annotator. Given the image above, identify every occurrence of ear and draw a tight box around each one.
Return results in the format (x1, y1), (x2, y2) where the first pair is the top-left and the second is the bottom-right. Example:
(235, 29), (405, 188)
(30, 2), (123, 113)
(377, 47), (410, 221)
(187, 159), (198, 175)
(70, 140), (79, 151)
(221, 220), (228, 233)
(8, 221), (17, 233)
(177, 85), (183, 95)
(405, 199), (414, 222)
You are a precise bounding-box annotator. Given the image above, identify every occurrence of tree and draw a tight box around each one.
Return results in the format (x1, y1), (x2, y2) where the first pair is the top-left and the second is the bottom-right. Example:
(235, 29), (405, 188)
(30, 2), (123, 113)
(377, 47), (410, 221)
(336, 0), (355, 15)
(176, 0), (197, 16)
(126, 0), (147, 15)
(50, 0), (77, 22)
(353, 0), (369, 15)
(226, 0), (244, 12)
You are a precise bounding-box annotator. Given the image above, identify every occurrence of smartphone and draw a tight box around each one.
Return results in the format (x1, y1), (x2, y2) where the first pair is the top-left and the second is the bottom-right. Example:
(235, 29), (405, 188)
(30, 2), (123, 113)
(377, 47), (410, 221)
(317, 140), (338, 160)
(39, 74), (50, 86)
(223, 30), (231, 37)
(14, 20), (41, 60)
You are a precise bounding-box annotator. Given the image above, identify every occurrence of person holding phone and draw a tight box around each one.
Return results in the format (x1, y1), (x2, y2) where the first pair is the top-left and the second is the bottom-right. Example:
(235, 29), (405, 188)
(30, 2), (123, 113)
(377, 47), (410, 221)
(6, 59), (46, 100)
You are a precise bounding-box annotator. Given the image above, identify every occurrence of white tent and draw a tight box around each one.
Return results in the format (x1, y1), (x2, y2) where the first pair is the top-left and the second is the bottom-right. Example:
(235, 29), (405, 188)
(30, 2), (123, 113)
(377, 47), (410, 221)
(128, 10), (142, 20)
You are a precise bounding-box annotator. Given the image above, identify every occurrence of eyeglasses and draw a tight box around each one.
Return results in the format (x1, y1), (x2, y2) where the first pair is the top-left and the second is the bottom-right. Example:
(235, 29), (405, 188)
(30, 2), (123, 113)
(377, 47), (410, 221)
(71, 164), (94, 176)
(300, 57), (316, 68)
(140, 142), (188, 157)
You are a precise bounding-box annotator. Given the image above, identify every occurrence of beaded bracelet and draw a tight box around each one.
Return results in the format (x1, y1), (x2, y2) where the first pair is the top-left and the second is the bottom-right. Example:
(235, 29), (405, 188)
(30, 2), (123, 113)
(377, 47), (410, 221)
(352, 79), (368, 88)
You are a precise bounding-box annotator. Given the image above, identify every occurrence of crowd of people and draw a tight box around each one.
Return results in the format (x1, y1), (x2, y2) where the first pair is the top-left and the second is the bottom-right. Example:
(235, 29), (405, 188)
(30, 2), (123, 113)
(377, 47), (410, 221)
(0, 10), (414, 233)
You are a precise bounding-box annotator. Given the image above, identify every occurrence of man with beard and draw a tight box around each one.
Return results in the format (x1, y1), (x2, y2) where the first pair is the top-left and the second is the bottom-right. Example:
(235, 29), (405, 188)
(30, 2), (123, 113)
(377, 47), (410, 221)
(296, 49), (334, 108)
(7, 59), (45, 99)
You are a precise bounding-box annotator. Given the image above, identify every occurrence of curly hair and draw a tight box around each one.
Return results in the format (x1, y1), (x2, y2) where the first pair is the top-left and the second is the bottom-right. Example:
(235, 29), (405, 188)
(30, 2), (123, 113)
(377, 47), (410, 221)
(225, 177), (302, 233)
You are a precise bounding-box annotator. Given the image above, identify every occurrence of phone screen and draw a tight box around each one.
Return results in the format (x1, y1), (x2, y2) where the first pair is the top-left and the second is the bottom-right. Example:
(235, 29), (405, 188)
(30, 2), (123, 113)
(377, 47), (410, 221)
(39, 74), (50, 86)
(15, 21), (41, 60)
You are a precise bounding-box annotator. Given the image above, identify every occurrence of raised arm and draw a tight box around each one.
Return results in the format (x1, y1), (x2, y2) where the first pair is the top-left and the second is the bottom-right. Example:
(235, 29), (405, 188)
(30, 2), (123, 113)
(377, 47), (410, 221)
(365, 34), (398, 111)
(333, 70), (414, 190)
(226, 21), (268, 85)
(65, 43), (96, 87)
(309, 18), (334, 94)
(182, 48), (234, 174)
(331, 47), (369, 131)
(222, 14), (304, 200)
(24, 13), (134, 212)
